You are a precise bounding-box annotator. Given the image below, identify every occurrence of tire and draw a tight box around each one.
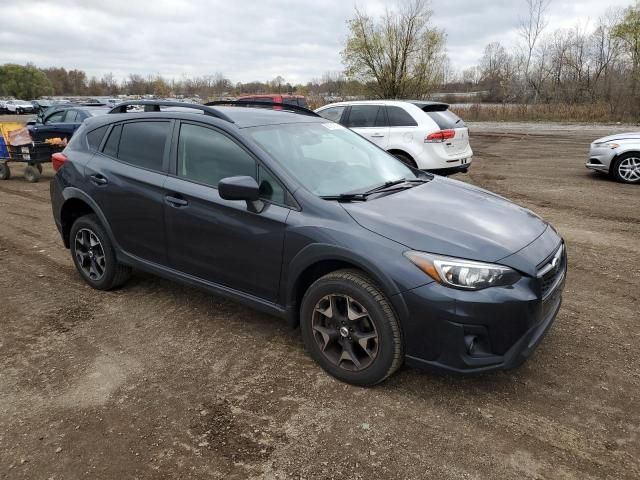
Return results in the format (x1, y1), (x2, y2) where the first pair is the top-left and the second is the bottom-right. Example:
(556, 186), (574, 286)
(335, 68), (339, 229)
(35, 163), (43, 174)
(300, 269), (403, 386)
(69, 214), (131, 290)
(16, 108), (22, 115)
(611, 153), (640, 184)
(23, 165), (40, 183)
(0, 163), (10, 180)
(391, 151), (417, 169)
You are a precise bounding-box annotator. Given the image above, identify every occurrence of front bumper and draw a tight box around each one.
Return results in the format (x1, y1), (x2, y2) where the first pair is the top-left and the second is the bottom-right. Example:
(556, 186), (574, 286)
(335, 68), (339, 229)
(399, 237), (566, 374)
(586, 146), (616, 173)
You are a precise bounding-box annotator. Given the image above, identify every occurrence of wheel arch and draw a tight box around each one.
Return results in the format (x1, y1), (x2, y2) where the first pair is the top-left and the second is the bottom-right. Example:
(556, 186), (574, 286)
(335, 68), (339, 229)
(284, 244), (408, 329)
(60, 188), (115, 249)
(387, 148), (417, 167)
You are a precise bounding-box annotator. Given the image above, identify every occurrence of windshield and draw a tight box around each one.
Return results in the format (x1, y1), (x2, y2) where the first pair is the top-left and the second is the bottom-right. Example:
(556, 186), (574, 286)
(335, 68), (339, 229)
(246, 122), (418, 197)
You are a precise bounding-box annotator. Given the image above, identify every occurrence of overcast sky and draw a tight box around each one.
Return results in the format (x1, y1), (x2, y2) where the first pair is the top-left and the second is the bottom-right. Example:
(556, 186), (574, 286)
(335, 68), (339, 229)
(0, 0), (633, 84)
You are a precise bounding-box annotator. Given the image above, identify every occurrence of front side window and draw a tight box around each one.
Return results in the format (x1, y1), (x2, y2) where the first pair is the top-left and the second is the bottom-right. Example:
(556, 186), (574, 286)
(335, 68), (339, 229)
(46, 111), (66, 123)
(247, 122), (417, 197)
(177, 123), (255, 187)
(115, 121), (169, 171)
(345, 105), (385, 128)
(64, 110), (80, 123)
(317, 106), (345, 123)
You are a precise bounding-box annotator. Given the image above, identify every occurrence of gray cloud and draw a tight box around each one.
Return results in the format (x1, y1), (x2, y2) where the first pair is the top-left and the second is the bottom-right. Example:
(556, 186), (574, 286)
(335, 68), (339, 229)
(0, 0), (633, 83)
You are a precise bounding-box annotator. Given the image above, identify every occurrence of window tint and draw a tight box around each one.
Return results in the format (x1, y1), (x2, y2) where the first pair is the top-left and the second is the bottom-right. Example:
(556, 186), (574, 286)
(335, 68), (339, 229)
(317, 106), (345, 123)
(346, 105), (385, 128)
(177, 123), (256, 187)
(386, 106), (417, 127)
(64, 110), (80, 123)
(426, 110), (465, 129)
(46, 111), (66, 123)
(258, 165), (286, 204)
(102, 124), (122, 157)
(86, 125), (108, 151)
(116, 121), (169, 171)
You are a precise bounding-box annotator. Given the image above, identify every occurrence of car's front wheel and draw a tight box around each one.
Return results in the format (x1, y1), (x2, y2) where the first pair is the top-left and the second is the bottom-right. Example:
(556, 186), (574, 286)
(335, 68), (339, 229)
(300, 269), (403, 386)
(70, 214), (131, 290)
(612, 153), (640, 184)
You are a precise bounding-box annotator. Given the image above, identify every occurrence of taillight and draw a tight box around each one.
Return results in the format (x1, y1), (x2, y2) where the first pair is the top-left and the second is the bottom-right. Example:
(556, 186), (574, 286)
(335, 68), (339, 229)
(425, 129), (456, 143)
(51, 152), (67, 172)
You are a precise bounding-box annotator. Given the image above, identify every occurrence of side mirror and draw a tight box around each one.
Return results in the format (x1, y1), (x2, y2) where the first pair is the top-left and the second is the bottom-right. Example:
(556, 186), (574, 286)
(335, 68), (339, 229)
(218, 176), (260, 201)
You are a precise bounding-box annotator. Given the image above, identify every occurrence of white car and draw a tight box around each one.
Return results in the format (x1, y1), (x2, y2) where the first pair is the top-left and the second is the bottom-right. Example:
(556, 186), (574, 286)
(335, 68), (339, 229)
(315, 100), (472, 173)
(587, 133), (640, 184)
(5, 100), (35, 114)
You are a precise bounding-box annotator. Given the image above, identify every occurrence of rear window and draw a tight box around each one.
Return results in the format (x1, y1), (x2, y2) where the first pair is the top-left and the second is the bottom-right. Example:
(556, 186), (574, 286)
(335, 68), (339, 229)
(426, 110), (465, 129)
(86, 125), (108, 150)
(386, 106), (417, 127)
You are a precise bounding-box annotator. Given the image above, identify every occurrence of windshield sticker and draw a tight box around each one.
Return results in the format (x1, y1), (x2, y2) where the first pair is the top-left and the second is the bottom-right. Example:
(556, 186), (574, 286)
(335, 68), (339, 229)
(322, 123), (345, 130)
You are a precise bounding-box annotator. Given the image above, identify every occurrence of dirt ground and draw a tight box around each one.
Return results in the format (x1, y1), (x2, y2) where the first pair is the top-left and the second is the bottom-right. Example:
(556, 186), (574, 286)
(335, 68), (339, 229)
(0, 120), (638, 480)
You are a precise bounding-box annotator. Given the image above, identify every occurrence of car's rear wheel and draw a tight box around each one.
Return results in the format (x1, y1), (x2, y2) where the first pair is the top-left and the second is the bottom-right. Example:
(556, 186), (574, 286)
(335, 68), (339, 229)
(70, 214), (131, 290)
(300, 269), (403, 386)
(612, 154), (640, 184)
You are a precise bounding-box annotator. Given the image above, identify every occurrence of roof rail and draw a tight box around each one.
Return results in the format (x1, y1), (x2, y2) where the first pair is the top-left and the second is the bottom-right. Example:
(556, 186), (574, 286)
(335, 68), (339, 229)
(204, 100), (320, 117)
(108, 100), (234, 123)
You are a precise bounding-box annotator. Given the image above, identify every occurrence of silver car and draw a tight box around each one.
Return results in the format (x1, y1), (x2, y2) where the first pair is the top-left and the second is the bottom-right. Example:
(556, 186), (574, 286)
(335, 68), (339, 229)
(587, 133), (640, 184)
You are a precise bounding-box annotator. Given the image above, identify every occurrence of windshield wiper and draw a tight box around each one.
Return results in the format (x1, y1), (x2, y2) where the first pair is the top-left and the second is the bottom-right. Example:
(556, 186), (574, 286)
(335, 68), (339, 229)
(321, 177), (430, 202)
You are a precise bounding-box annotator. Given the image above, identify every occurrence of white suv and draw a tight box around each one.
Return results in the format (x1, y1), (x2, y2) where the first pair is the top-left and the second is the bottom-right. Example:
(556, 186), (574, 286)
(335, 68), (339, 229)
(315, 100), (472, 174)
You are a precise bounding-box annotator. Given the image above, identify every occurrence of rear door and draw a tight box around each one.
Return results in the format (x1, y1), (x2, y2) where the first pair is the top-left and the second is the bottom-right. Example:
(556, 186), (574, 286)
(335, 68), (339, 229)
(344, 105), (389, 149)
(85, 120), (171, 265)
(164, 121), (289, 301)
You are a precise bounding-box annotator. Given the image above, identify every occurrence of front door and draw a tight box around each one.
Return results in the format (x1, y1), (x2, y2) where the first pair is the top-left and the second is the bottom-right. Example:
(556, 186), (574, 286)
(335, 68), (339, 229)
(164, 122), (289, 302)
(345, 105), (389, 149)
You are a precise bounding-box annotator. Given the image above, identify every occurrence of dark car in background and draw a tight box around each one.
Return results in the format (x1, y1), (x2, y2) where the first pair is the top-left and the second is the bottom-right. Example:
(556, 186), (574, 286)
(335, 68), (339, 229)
(29, 105), (109, 142)
(50, 101), (566, 386)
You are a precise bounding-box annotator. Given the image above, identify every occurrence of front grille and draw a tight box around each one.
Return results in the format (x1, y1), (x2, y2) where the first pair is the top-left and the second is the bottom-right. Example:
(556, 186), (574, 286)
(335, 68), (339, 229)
(537, 243), (566, 298)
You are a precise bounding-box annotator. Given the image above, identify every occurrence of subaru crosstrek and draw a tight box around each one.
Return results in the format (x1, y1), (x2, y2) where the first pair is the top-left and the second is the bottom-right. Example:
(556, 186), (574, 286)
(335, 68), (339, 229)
(50, 100), (566, 386)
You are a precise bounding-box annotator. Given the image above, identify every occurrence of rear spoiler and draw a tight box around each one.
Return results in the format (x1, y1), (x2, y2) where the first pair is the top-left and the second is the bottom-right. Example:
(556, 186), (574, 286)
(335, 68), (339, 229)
(410, 102), (449, 112)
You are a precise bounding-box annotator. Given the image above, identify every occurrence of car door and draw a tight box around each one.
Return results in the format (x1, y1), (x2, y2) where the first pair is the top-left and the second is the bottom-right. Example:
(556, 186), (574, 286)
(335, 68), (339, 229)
(164, 121), (290, 302)
(85, 120), (172, 265)
(344, 105), (389, 149)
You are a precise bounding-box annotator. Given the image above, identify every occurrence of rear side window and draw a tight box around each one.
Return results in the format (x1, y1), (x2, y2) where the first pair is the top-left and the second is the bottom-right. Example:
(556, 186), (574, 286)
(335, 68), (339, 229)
(117, 122), (169, 171)
(86, 125), (108, 151)
(103, 124), (122, 157)
(177, 123), (256, 187)
(317, 106), (345, 123)
(386, 106), (417, 127)
(346, 105), (385, 128)
(426, 110), (465, 129)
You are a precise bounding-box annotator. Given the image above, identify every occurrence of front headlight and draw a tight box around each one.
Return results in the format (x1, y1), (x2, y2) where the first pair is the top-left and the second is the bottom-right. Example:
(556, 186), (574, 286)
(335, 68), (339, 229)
(404, 251), (521, 290)
(594, 142), (619, 150)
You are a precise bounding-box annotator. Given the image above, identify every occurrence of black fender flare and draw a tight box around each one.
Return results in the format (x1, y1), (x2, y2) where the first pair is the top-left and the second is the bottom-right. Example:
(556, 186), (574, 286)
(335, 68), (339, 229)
(282, 243), (410, 328)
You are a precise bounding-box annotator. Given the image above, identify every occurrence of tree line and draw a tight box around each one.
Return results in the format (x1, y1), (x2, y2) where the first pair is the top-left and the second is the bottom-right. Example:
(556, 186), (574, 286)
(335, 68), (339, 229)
(2, 0), (640, 120)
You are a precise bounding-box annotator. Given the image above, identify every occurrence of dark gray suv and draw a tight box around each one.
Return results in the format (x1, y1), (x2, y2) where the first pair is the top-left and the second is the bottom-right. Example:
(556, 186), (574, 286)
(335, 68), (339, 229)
(50, 101), (566, 386)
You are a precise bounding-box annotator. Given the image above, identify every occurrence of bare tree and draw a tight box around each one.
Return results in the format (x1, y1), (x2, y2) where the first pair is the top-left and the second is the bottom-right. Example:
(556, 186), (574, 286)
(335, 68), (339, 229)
(519, 0), (552, 101)
(342, 0), (446, 98)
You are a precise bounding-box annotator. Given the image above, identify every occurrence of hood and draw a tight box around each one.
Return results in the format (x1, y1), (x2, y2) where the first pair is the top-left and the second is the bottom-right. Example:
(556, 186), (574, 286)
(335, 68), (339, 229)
(594, 132), (640, 143)
(341, 177), (548, 263)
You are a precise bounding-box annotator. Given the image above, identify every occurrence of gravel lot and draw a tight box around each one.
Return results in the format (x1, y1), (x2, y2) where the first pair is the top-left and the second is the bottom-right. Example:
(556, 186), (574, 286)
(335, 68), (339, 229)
(0, 121), (638, 479)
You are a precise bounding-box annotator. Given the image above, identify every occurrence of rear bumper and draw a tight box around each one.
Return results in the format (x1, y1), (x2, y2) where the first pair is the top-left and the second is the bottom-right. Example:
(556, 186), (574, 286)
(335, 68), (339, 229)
(426, 160), (472, 176)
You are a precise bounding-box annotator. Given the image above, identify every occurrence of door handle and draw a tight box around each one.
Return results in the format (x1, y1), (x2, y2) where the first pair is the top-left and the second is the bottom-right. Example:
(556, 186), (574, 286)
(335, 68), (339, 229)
(90, 174), (108, 186)
(370, 133), (385, 138)
(165, 194), (188, 208)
